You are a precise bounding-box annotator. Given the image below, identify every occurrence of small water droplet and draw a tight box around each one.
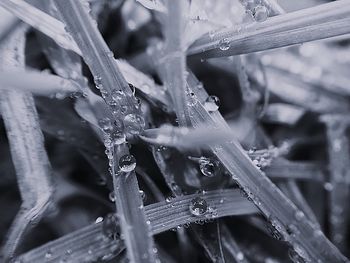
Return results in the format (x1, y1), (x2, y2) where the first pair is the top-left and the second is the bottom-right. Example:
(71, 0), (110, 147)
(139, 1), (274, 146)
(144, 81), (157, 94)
(204, 95), (220, 112)
(295, 211), (305, 221)
(111, 89), (124, 101)
(236, 252), (245, 261)
(139, 190), (146, 200)
(109, 191), (115, 202)
(45, 250), (53, 259)
(95, 217), (103, 223)
(324, 182), (334, 191)
(111, 130), (126, 145)
(123, 114), (145, 135)
(189, 197), (208, 217)
(253, 5), (269, 22)
(218, 38), (230, 51)
(99, 117), (113, 134)
(119, 154), (136, 172)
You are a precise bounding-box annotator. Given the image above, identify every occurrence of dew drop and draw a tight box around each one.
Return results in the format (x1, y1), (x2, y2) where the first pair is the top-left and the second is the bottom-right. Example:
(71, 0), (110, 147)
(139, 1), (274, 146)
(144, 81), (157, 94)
(119, 154), (137, 172)
(111, 130), (126, 145)
(139, 190), (146, 200)
(123, 114), (145, 135)
(98, 117), (113, 134)
(111, 89), (124, 101)
(45, 250), (53, 259)
(237, 252), (245, 261)
(109, 191), (115, 202)
(199, 157), (218, 177)
(189, 197), (208, 217)
(294, 211), (305, 221)
(95, 216), (103, 223)
(253, 5), (269, 22)
(204, 95), (220, 112)
(218, 38), (230, 51)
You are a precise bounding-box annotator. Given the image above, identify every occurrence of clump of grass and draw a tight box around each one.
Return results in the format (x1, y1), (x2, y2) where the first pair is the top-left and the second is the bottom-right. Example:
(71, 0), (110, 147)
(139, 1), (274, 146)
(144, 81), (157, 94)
(0, 0), (350, 262)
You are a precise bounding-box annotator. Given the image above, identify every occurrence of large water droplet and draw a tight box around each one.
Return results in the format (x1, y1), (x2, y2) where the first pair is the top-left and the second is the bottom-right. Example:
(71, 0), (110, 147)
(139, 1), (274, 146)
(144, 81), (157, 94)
(119, 154), (136, 172)
(218, 38), (230, 51)
(189, 197), (208, 217)
(123, 114), (145, 135)
(199, 157), (218, 177)
(204, 95), (220, 112)
(253, 5), (269, 22)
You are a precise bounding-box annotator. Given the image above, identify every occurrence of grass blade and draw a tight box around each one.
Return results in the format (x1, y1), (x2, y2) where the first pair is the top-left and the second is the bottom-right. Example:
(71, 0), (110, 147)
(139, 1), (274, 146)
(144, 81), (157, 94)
(0, 25), (53, 259)
(0, 0), (80, 55)
(320, 115), (350, 252)
(52, 1), (155, 261)
(16, 189), (256, 262)
(188, 0), (350, 57)
(162, 0), (190, 126)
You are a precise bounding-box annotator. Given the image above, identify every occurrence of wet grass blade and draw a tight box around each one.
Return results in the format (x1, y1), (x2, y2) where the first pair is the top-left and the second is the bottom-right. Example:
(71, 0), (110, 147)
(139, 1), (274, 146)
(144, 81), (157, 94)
(188, 0), (350, 57)
(320, 114), (350, 252)
(52, 1), (155, 262)
(0, 25), (53, 259)
(186, 89), (347, 262)
(162, 0), (190, 126)
(16, 189), (256, 262)
(0, 0), (80, 54)
(0, 70), (81, 96)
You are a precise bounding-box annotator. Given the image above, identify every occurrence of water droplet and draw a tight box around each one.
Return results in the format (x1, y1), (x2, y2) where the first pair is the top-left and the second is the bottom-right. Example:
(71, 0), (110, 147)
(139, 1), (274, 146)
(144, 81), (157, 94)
(45, 250), (53, 259)
(119, 154), (136, 172)
(111, 130), (126, 145)
(199, 157), (218, 177)
(253, 5), (269, 22)
(102, 213), (120, 240)
(123, 114), (145, 135)
(98, 118), (113, 134)
(111, 89), (124, 101)
(109, 191), (115, 202)
(94, 76), (102, 88)
(237, 252), (245, 261)
(295, 211), (305, 221)
(218, 38), (230, 51)
(324, 182), (334, 191)
(95, 217), (103, 223)
(139, 190), (146, 200)
(141, 83), (151, 94)
(204, 95), (220, 112)
(189, 197), (208, 217)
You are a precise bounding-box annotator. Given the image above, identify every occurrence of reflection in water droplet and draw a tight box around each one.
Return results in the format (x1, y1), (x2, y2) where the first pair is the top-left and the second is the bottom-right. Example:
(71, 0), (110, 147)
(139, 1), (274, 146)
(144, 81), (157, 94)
(199, 157), (218, 177)
(218, 38), (230, 51)
(123, 113), (145, 135)
(189, 197), (208, 217)
(119, 154), (137, 172)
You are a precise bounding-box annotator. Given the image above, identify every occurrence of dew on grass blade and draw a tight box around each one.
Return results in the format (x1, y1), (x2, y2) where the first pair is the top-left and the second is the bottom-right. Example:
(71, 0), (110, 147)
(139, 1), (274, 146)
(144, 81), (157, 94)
(123, 113), (145, 135)
(119, 154), (137, 172)
(199, 157), (219, 177)
(218, 38), (230, 51)
(189, 197), (208, 217)
(204, 95), (220, 112)
(253, 5), (269, 22)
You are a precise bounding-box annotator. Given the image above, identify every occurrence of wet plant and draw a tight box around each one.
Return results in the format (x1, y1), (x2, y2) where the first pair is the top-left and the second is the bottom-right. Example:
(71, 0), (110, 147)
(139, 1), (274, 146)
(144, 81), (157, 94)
(0, 0), (350, 262)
